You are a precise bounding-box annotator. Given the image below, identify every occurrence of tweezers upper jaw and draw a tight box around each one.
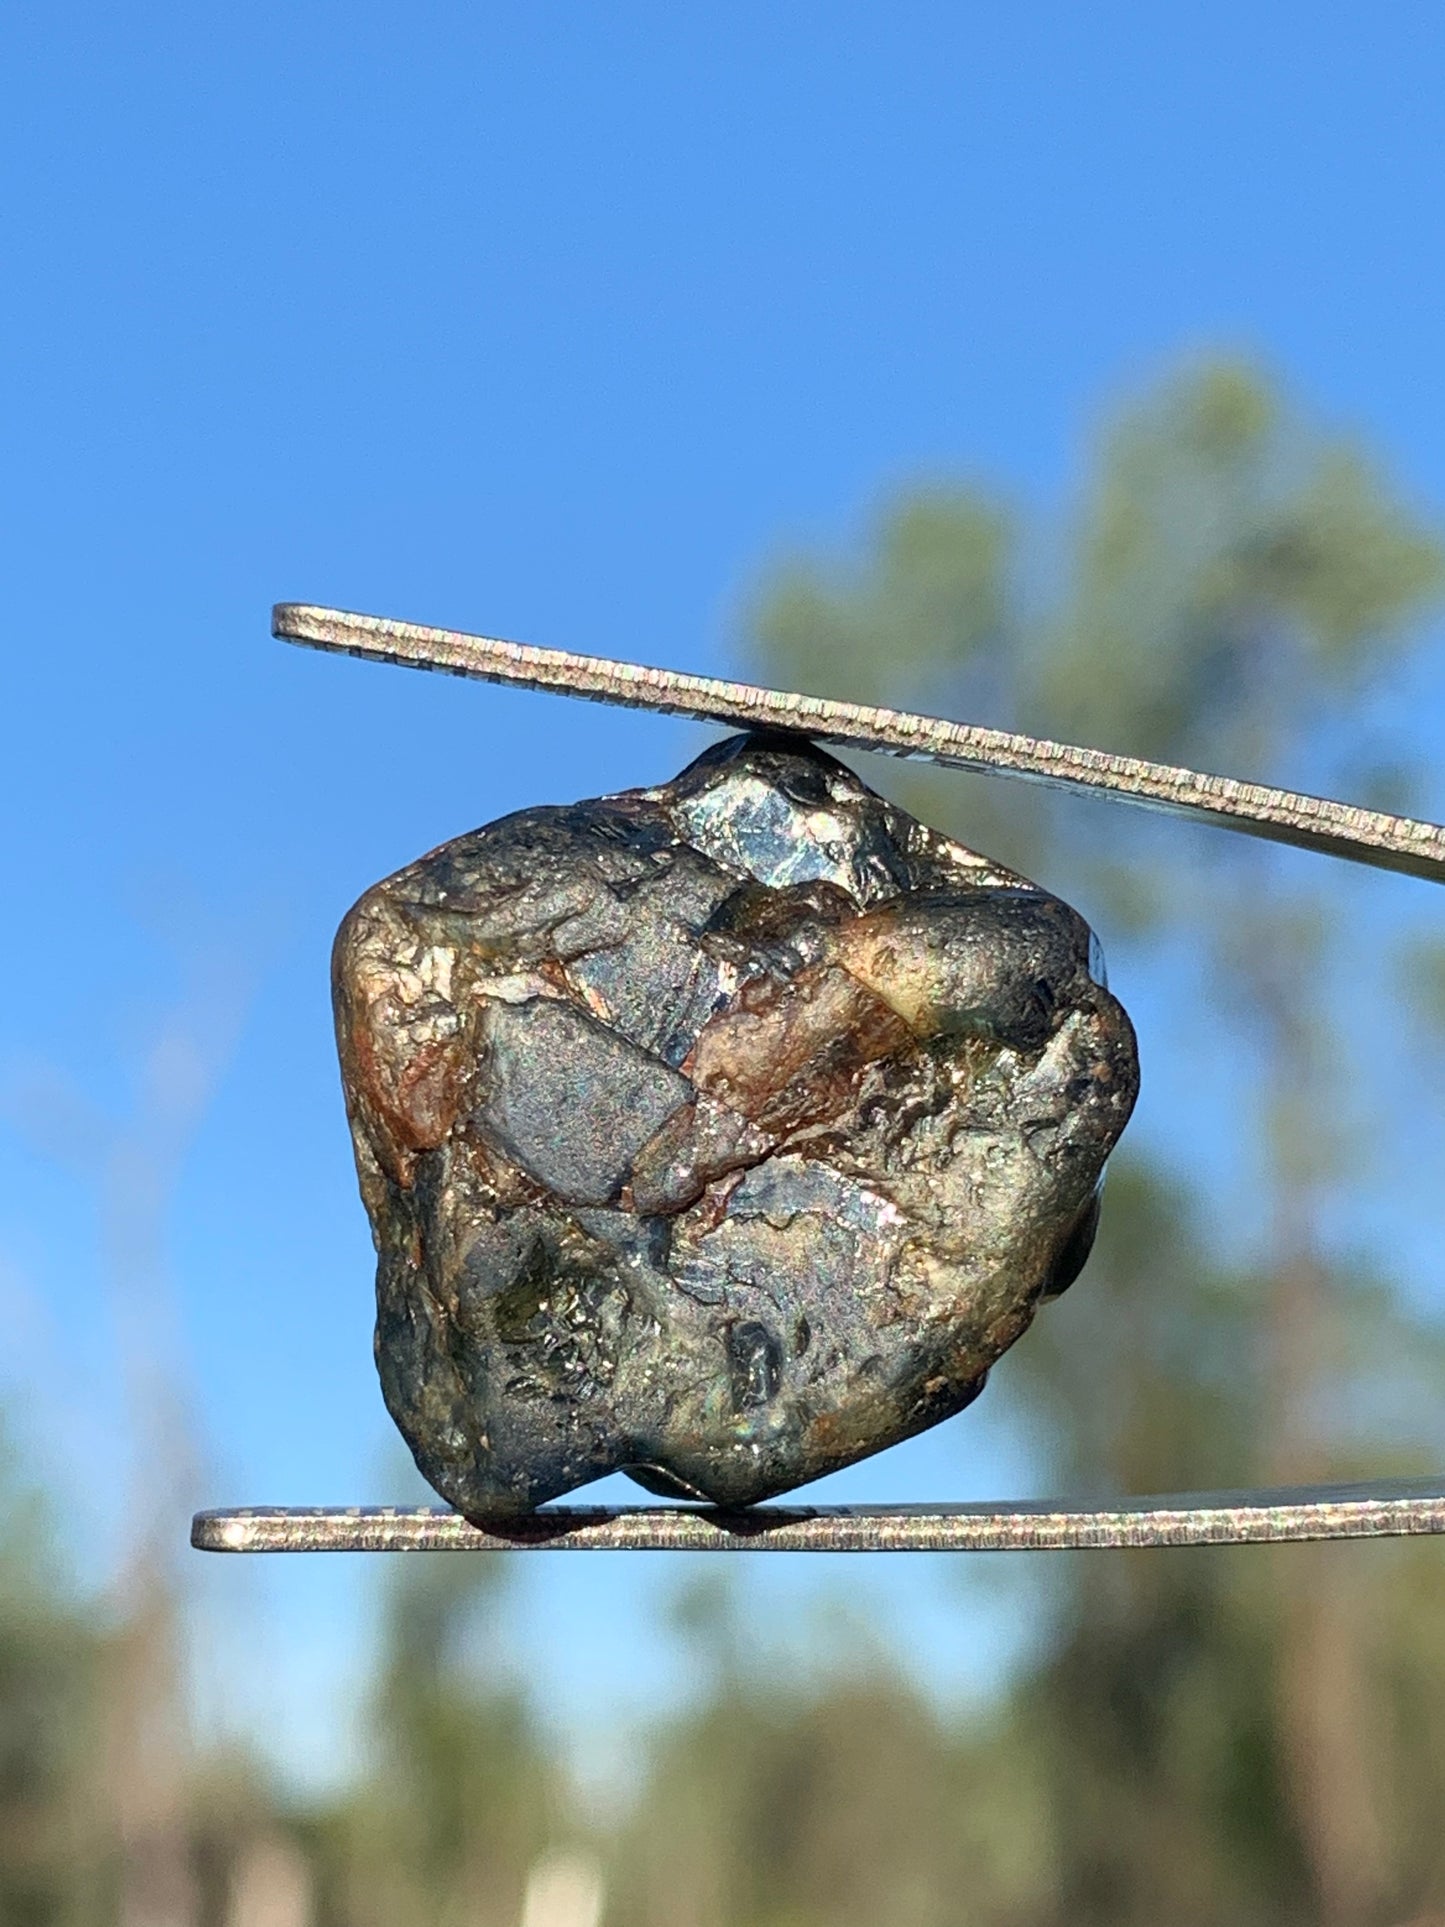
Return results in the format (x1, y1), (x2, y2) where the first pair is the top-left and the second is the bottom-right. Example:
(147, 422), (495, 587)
(271, 605), (1445, 884)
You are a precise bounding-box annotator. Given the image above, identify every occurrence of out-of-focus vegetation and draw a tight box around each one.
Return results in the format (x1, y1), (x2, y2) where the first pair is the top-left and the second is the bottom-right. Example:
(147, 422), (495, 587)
(5, 358), (1445, 1927)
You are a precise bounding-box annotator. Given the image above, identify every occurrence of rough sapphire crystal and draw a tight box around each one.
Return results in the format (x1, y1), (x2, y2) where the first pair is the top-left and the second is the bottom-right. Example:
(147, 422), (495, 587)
(334, 734), (1138, 1520)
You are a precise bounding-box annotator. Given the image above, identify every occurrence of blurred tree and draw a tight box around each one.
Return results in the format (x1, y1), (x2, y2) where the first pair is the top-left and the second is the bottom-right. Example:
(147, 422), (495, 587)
(0, 1421), (308, 1927)
(4, 929), (255, 1927)
(1024, 362), (1444, 1927)
(612, 1570), (1054, 1927)
(738, 357), (1445, 1927)
(0, 1417), (108, 1927)
(311, 1553), (562, 1927)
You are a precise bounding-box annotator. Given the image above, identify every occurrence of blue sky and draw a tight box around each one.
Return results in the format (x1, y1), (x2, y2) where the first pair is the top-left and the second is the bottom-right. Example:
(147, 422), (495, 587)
(4, 4), (1445, 1790)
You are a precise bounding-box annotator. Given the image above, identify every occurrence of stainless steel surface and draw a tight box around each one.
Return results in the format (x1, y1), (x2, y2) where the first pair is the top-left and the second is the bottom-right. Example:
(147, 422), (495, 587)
(193, 1480), (1445, 1553)
(274, 603), (1445, 884)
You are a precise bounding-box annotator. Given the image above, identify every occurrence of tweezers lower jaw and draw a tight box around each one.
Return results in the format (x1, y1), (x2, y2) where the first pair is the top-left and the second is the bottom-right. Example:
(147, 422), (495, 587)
(193, 1481), (1445, 1553)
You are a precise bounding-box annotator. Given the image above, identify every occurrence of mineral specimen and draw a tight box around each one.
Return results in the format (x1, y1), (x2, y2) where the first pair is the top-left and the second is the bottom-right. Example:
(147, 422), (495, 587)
(333, 732), (1139, 1520)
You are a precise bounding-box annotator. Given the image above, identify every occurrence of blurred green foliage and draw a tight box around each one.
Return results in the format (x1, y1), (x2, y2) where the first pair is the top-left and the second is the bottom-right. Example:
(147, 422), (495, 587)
(5, 357), (1445, 1926)
(310, 1557), (560, 1927)
(0, 1426), (108, 1927)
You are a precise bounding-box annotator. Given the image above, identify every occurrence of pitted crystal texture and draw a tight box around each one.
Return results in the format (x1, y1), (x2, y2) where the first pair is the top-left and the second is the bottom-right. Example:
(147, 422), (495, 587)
(333, 734), (1139, 1519)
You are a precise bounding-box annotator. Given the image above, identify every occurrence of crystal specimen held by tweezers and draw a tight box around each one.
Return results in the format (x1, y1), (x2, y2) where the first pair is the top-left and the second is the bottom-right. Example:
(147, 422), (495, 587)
(333, 733), (1139, 1520)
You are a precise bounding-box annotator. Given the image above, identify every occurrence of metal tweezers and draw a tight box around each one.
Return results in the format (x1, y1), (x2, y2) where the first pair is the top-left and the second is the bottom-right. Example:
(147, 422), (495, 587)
(191, 605), (1445, 1556)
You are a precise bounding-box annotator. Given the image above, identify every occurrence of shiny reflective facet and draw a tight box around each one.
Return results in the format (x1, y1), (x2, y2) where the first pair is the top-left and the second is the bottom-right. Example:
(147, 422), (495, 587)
(334, 733), (1139, 1521)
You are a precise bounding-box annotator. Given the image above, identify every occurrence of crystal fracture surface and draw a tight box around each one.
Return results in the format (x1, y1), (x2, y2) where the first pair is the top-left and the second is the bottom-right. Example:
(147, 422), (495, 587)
(334, 735), (1139, 1519)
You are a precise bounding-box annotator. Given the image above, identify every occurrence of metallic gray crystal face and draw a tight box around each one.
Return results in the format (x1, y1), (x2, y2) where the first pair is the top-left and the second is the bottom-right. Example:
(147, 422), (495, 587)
(333, 732), (1140, 1521)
